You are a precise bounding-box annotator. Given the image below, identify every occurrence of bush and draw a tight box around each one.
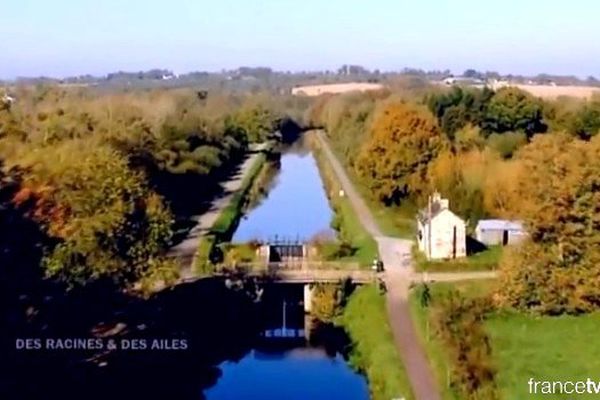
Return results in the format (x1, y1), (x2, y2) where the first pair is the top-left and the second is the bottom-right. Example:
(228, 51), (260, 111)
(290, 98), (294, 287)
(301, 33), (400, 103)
(431, 290), (498, 399)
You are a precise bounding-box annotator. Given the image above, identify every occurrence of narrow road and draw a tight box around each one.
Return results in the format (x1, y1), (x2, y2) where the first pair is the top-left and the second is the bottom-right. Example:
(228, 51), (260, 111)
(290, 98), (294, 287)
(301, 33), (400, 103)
(167, 145), (265, 277)
(314, 130), (441, 400)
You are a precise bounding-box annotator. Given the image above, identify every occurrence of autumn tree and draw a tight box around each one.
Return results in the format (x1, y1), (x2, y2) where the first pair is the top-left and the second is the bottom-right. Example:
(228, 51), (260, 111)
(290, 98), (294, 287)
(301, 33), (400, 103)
(486, 131), (527, 159)
(355, 102), (447, 205)
(230, 104), (276, 143)
(427, 149), (490, 223)
(16, 141), (177, 290)
(497, 134), (600, 314)
(482, 158), (524, 218)
(454, 124), (485, 152)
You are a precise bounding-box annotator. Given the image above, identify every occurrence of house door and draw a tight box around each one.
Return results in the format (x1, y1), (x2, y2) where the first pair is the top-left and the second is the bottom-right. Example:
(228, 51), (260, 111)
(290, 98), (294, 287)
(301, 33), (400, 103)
(452, 226), (457, 259)
(502, 230), (509, 246)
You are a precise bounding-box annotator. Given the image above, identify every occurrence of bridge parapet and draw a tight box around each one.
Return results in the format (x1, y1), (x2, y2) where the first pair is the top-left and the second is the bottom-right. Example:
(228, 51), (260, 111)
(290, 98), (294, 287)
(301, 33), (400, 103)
(216, 261), (360, 273)
(214, 261), (376, 283)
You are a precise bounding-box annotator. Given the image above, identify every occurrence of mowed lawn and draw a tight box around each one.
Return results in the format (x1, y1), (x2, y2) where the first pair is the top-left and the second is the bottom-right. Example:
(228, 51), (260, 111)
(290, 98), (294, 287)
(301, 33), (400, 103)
(487, 312), (600, 400)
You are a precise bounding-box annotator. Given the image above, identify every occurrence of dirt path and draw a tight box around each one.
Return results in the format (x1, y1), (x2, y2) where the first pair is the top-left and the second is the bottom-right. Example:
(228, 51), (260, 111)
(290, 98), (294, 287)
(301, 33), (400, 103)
(167, 146), (265, 277)
(314, 130), (441, 400)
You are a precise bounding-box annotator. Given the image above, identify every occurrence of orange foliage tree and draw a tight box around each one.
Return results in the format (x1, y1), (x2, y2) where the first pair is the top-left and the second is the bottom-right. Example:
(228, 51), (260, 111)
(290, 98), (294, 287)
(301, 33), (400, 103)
(355, 102), (447, 205)
(497, 133), (600, 314)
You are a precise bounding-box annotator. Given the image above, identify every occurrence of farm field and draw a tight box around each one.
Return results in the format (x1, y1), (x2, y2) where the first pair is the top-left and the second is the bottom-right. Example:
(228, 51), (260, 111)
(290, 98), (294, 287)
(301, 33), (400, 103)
(514, 84), (600, 99)
(291, 82), (384, 96)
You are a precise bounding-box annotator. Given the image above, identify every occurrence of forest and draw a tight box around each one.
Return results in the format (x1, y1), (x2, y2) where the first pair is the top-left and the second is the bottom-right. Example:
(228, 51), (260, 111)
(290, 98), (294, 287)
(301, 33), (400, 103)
(307, 84), (600, 314)
(0, 85), (312, 308)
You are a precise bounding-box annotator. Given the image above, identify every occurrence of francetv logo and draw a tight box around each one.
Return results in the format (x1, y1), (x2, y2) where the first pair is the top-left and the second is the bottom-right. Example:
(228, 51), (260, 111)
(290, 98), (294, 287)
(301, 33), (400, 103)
(528, 378), (600, 396)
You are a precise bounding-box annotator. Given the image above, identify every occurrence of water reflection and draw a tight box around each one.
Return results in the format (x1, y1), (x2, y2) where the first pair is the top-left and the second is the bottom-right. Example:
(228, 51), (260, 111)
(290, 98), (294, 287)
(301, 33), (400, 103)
(232, 140), (334, 242)
(1, 279), (368, 400)
(205, 283), (368, 400)
(206, 349), (368, 400)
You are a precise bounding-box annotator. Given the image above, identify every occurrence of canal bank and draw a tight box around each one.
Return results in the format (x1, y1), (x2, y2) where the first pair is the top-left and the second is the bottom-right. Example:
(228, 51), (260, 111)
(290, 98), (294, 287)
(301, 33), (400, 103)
(305, 132), (378, 267)
(168, 143), (272, 277)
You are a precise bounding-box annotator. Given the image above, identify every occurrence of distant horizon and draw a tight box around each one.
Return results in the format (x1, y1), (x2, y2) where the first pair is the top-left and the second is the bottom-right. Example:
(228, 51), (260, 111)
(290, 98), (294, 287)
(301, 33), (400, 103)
(1, 65), (597, 82)
(2, 0), (599, 80)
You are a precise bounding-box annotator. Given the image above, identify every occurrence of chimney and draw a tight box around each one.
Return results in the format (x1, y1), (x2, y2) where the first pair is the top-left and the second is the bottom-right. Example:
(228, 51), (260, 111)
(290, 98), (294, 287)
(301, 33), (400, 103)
(432, 190), (448, 210)
(439, 199), (449, 210)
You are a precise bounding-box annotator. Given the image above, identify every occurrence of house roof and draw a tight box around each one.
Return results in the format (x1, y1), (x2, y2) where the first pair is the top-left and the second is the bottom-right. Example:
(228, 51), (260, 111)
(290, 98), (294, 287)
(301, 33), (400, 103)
(418, 207), (464, 225)
(476, 219), (524, 231)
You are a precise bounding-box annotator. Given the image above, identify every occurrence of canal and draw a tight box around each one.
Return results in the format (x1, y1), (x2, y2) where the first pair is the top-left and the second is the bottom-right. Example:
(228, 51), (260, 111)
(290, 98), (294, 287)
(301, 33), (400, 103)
(233, 139), (334, 242)
(207, 138), (368, 399)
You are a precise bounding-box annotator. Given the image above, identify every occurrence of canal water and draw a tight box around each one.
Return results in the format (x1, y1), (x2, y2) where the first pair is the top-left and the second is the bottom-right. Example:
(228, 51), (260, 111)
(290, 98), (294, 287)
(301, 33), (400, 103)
(204, 284), (368, 400)
(206, 139), (368, 399)
(232, 141), (334, 242)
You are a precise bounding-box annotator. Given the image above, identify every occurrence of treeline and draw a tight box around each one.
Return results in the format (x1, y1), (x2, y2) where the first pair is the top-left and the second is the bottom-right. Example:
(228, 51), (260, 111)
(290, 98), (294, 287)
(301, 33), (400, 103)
(0, 86), (304, 294)
(308, 86), (600, 314)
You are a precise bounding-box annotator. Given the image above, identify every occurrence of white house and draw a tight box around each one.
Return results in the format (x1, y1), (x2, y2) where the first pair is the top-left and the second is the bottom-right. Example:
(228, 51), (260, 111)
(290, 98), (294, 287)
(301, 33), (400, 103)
(475, 219), (526, 246)
(417, 192), (466, 260)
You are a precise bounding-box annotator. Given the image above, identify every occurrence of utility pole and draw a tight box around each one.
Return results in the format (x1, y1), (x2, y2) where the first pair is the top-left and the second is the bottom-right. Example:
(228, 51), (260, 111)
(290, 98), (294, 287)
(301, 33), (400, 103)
(427, 194), (432, 260)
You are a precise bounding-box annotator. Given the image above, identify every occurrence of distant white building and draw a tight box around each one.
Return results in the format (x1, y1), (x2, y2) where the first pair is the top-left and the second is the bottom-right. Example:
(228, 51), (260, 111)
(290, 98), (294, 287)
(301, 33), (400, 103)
(475, 219), (526, 246)
(1, 94), (15, 104)
(442, 76), (485, 86)
(417, 192), (466, 260)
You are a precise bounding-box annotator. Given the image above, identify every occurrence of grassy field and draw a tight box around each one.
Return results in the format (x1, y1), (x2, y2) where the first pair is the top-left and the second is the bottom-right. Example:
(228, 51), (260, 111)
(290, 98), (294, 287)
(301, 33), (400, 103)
(414, 245), (502, 272)
(339, 285), (414, 400)
(487, 313), (600, 400)
(410, 280), (600, 400)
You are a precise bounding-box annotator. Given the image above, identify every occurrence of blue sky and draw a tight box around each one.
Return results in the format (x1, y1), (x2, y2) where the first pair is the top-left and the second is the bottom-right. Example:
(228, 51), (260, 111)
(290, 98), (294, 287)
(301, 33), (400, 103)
(1, 0), (598, 78)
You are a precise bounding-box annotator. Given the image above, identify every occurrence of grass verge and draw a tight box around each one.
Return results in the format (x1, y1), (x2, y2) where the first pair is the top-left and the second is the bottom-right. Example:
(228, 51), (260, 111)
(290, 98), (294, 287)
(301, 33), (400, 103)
(194, 150), (268, 274)
(210, 152), (267, 236)
(414, 245), (502, 272)
(338, 285), (414, 400)
(307, 133), (377, 267)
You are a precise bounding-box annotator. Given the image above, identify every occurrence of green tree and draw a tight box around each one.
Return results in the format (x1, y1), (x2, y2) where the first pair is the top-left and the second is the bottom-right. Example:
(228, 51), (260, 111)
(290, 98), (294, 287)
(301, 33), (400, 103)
(570, 101), (600, 140)
(230, 105), (276, 143)
(20, 142), (177, 289)
(426, 86), (493, 139)
(483, 87), (546, 136)
(486, 131), (527, 159)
